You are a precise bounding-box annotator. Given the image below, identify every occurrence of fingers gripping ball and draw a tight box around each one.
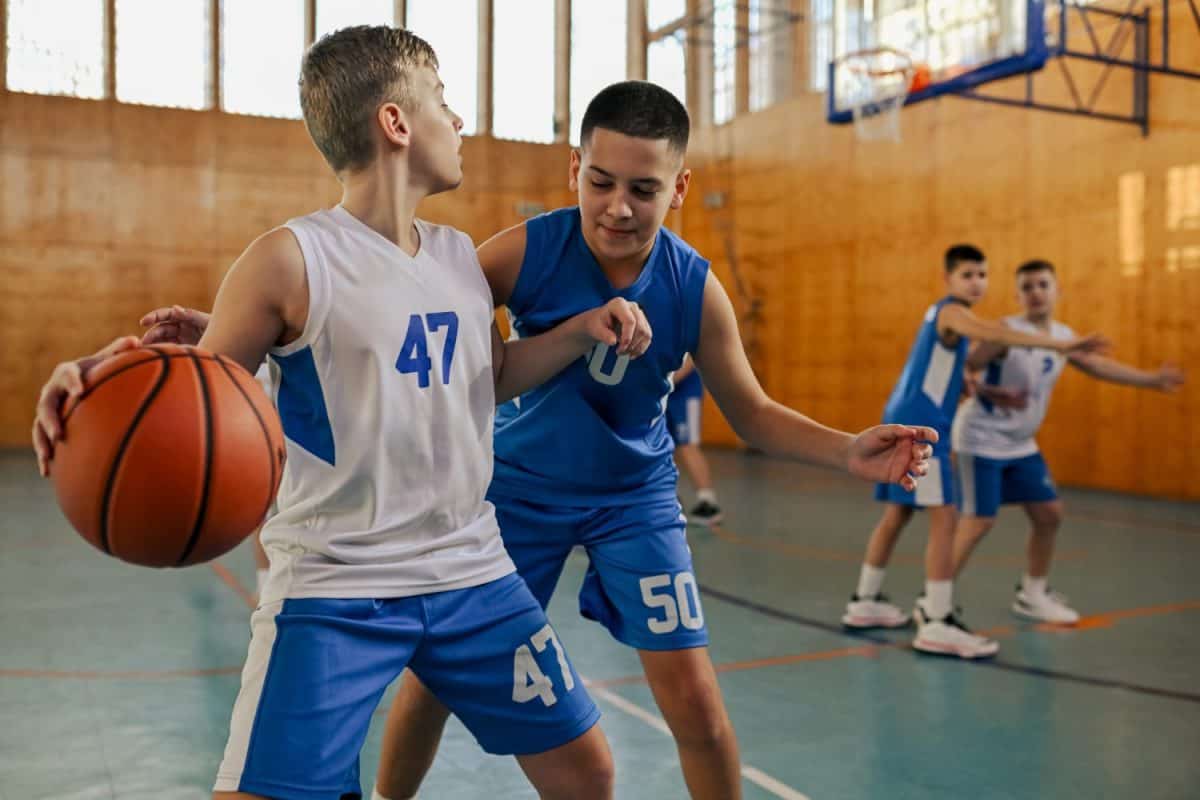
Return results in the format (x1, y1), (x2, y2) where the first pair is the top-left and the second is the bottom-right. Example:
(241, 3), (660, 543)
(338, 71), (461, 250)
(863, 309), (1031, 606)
(51, 344), (286, 567)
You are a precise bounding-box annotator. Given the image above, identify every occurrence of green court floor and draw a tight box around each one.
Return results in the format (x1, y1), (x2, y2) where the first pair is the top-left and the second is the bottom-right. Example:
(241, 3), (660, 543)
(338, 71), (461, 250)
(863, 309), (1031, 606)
(2, 449), (1197, 799)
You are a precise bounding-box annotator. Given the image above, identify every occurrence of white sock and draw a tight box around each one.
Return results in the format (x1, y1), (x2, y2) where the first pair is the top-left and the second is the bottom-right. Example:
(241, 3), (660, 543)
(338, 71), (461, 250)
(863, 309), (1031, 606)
(255, 568), (269, 596)
(924, 580), (953, 620)
(697, 488), (718, 505)
(856, 564), (886, 599)
(371, 789), (401, 800)
(1021, 574), (1048, 598)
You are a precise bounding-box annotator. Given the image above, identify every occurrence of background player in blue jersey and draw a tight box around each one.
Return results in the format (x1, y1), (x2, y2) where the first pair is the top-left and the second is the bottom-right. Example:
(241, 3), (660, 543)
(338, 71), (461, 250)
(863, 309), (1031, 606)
(33, 27), (658, 800)
(668, 355), (723, 525)
(842, 246), (1108, 660)
(951, 259), (1184, 625)
(373, 81), (938, 800)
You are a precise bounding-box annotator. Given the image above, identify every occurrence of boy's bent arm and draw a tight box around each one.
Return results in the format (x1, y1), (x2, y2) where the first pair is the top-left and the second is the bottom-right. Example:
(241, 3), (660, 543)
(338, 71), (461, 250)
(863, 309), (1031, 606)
(197, 227), (308, 375)
(693, 274), (854, 471)
(491, 298), (651, 404)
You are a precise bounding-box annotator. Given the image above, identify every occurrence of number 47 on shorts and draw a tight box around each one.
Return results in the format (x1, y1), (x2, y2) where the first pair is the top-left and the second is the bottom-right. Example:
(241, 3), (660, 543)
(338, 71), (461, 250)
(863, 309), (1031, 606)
(513, 624), (575, 707)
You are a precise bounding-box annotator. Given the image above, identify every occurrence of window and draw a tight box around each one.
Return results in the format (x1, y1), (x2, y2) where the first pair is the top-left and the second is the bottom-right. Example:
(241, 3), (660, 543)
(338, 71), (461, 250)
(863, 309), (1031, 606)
(570, 1), (627, 145)
(407, 0), (478, 135)
(315, 0), (395, 41)
(647, 0), (687, 32)
(809, 0), (834, 91)
(492, 0), (555, 143)
(712, 0), (736, 124)
(749, 0), (793, 111)
(222, 0), (305, 118)
(647, 36), (686, 109)
(115, 0), (209, 109)
(6, 0), (105, 98)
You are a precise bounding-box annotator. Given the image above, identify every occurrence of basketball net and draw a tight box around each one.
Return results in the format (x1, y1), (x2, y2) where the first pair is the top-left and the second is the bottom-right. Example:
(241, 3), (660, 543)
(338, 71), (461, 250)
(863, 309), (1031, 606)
(833, 48), (915, 143)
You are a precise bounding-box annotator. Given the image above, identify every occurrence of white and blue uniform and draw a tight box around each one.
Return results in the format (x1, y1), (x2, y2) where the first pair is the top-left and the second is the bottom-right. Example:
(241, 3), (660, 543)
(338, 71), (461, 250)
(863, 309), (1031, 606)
(666, 371), (704, 446)
(952, 316), (1072, 517)
(874, 296), (970, 507)
(215, 207), (598, 800)
(492, 207), (710, 651)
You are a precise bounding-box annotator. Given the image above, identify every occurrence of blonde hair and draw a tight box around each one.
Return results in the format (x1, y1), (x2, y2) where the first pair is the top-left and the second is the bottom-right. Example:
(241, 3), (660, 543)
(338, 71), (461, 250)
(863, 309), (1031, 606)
(299, 26), (438, 173)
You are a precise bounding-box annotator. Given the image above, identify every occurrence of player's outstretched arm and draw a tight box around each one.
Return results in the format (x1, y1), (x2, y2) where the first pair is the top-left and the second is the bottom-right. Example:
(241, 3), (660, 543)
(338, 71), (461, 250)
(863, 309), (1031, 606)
(939, 304), (1110, 356)
(491, 297), (652, 404)
(694, 274), (935, 490)
(1068, 353), (1186, 391)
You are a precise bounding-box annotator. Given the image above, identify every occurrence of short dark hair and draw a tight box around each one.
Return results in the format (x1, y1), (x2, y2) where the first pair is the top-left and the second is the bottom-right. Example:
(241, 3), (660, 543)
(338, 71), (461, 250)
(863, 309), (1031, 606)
(300, 26), (438, 173)
(945, 244), (985, 273)
(1015, 259), (1056, 277)
(579, 81), (690, 155)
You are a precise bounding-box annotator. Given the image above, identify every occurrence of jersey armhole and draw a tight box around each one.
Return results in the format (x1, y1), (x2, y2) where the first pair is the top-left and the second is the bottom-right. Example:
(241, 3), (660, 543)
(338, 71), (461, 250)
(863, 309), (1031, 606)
(271, 223), (332, 357)
(508, 217), (549, 317)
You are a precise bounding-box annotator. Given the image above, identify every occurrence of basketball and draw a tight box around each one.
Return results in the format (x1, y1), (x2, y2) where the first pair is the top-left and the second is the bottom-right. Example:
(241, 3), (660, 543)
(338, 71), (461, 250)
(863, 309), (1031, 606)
(50, 344), (286, 568)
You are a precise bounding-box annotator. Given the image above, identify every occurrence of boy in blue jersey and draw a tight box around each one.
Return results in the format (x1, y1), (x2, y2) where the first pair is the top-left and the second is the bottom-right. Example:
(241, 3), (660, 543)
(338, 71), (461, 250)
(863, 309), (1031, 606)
(668, 355), (723, 525)
(33, 27), (658, 800)
(373, 81), (938, 800)
(842, 246), (1108, 659)
(951, 259), (1183, 625)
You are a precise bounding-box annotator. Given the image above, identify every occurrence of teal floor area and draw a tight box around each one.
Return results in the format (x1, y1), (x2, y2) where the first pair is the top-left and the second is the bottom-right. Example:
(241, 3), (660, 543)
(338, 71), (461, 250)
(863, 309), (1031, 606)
(2, 448), (1198, 800)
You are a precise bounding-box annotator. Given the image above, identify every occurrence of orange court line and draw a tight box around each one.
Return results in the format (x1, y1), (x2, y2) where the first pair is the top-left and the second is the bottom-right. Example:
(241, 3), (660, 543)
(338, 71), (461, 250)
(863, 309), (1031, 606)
(1033, 599), (1200, 633)
(210, 561), (258, 610)
(707, 523), (1086, 569)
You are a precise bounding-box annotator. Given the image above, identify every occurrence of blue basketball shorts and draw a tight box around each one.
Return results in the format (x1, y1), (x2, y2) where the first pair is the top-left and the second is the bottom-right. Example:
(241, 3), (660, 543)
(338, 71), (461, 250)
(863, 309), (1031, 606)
(492, 492), (708, 652)
(955, 451), (1058, 518)
(213, 573), (600, 800)
(874, 437), (955, 509)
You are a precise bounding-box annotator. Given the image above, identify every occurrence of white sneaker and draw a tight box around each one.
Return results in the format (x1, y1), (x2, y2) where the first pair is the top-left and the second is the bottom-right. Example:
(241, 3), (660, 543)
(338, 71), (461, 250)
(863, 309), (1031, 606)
(842, 593), (911, 629)
(913, 612), (999, 659)
(1012, 588), (1080, 625)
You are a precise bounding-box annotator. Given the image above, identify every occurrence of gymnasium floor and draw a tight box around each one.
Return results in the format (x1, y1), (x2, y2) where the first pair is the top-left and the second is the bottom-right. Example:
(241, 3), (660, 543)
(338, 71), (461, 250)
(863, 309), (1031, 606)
(1, 448), (1197, 800)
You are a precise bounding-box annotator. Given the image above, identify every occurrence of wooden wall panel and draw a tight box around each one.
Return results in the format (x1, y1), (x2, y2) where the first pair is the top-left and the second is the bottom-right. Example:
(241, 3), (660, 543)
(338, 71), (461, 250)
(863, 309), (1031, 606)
(684, 9), (1199, 500)
(0, 92), (575, 447)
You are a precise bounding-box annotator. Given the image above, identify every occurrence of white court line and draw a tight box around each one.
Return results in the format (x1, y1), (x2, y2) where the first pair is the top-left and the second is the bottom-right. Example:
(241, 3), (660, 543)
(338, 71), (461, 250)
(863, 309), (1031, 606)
(585, 681), (813, 800)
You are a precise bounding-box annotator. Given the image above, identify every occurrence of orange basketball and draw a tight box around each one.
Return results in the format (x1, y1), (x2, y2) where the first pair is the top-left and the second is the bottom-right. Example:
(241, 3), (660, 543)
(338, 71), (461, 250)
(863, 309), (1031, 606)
(910, 63), (933, 93)
(51, 344), (286, 567)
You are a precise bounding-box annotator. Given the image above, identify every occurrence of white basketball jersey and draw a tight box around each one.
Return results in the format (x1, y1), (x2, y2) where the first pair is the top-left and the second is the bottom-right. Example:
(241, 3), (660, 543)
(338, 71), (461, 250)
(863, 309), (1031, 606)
(259, 206), (513, 600)
(952, 316), (1075, 460)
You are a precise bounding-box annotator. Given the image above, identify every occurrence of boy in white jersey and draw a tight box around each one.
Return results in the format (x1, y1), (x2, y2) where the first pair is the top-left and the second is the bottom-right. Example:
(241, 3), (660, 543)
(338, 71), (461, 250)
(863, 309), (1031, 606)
(951, 259), (1184, 624)
(843, 247), (1108, 660)
(31, 26), (659, 800)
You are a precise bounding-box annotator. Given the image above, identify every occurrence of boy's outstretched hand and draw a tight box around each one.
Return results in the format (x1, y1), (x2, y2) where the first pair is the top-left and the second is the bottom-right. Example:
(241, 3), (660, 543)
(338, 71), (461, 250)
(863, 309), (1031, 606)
(847, 425), (939, 492)
(32, 335), (141, 477)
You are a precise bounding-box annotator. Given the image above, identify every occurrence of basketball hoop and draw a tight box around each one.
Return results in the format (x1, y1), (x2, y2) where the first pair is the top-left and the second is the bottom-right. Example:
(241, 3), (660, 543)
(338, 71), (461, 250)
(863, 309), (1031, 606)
(831, 47), (917, 143)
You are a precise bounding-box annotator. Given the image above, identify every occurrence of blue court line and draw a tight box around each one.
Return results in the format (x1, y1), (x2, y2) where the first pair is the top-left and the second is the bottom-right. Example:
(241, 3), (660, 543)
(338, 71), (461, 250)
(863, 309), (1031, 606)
(698, 584), (1200, 705)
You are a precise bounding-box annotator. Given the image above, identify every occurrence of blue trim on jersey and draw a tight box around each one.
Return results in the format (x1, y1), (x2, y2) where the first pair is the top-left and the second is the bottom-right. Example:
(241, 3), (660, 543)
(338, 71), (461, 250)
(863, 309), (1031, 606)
(272, 348), (335, 465)
(492, 207), (710, 505)
(978, 359), (1003, 414)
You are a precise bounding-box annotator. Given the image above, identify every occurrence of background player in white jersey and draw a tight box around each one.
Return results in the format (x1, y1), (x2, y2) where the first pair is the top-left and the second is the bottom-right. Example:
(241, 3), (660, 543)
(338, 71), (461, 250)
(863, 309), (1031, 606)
(951, 259), (1184, 623)
(843, 247), (1108, 660)
(31, 26), (658, 800)
(373, 81), (941, 800)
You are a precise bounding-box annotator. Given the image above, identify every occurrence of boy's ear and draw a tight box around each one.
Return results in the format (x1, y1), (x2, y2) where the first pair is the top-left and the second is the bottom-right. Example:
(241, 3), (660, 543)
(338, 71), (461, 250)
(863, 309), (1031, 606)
(568, 149), (582, 192)
(378, 102), (411, 148)
(670, 168), (692, 210)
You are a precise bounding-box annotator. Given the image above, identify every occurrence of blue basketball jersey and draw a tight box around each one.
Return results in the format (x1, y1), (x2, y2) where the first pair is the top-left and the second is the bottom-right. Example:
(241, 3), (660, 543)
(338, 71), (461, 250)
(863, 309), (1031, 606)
(491, 207), (710, 506)
(882, 296), (970, 436)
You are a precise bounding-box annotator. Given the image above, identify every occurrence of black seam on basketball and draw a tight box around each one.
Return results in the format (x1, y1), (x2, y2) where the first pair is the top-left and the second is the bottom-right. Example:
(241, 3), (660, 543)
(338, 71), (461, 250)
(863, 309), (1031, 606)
(99, 351), (171, 556)
(64, 350), (228, 426)
(214, 356), (278, 524)
(176, 353), (215, 566)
